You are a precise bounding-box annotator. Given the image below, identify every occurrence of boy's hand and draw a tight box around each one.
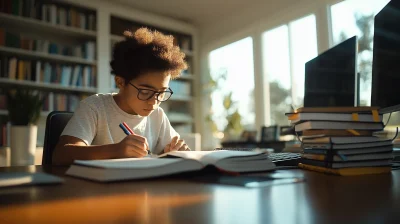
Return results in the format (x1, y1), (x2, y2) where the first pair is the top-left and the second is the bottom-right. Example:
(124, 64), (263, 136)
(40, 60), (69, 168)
(163, 136), (191, 153)
(116, 133), (149, 158)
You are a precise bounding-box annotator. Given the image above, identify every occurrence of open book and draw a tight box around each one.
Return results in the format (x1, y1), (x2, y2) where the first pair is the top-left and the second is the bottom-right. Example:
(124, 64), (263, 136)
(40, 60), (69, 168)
(65, 150), (276, 182)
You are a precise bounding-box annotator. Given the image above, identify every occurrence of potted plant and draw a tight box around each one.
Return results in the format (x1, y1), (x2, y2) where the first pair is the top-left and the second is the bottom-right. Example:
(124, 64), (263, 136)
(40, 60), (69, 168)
(6, 89), (45, 166)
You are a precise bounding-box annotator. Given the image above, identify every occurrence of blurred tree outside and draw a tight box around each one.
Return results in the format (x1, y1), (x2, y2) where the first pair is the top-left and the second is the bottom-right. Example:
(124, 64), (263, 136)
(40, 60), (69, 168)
(338, 12), (400, 125)
(206, 68), (244, 140)
(338, 13), (374, 106)
(269, 81), (292, 125)
(223, 92), (243, 138)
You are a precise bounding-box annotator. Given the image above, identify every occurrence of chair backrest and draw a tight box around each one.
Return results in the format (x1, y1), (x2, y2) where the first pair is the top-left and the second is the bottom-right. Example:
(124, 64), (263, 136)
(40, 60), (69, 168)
(42, 111), (73, 165)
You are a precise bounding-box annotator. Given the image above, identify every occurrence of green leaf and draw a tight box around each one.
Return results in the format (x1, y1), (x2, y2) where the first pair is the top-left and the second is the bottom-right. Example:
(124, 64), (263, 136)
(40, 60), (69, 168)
(6, 89), (46, 125)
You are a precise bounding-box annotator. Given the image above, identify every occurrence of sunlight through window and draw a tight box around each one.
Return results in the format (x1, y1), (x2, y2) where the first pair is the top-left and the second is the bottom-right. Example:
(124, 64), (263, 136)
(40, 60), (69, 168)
(209, 38), (255, 138)
(330, 0), (390, 106)
(262, 14), (317, 125)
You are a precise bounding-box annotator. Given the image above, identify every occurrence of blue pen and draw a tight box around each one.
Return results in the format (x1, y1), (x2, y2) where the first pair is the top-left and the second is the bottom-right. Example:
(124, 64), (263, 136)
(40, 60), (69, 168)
(119, 123), (131, 135)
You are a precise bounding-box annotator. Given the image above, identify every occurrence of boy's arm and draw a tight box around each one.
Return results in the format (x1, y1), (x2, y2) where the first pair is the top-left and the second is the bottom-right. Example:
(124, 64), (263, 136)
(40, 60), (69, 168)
(52, 135), (120, 165)
(52, 134), (149, 165)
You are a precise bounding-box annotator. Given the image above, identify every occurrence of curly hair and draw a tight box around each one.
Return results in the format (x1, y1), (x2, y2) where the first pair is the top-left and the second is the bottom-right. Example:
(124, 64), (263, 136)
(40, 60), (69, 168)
(110, 27), (188, 83)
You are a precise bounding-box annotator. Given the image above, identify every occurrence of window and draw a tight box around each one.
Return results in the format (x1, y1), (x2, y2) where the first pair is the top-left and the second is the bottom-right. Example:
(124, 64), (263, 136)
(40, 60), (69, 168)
(290, 15), (318, 107)
(208, 37), (255, 138)
(262, 25), (291, 126)
(330, 0), (390, 106)
(262, 14), (317, 125)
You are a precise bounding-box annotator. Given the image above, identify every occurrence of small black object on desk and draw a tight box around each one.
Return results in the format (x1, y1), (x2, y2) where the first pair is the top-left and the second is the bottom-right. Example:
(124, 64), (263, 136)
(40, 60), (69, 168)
(220, 140), (286, 152)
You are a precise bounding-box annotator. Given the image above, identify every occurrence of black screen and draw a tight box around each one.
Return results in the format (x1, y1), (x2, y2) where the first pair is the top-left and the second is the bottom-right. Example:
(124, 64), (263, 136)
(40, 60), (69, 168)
(304, 36), (358, 107)
(371, 0), (400, 113)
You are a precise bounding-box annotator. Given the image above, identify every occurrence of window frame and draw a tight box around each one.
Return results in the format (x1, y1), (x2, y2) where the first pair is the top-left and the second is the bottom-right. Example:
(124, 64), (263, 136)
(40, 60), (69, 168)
(202, 0), (345, 145)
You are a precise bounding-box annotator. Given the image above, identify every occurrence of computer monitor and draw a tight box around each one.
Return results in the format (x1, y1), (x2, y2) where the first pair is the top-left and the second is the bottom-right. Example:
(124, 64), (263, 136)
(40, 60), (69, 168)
(304, 36), (358, 107)
(371, 0), (400, 114)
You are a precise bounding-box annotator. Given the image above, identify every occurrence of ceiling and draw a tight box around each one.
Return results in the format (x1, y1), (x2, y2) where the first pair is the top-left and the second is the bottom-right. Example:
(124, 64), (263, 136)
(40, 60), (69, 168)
(112, 0), (268, 28)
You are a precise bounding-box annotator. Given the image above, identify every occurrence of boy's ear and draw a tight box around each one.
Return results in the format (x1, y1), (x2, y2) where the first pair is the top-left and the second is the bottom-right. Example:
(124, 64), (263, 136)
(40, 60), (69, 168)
(115, 76), (125, 90)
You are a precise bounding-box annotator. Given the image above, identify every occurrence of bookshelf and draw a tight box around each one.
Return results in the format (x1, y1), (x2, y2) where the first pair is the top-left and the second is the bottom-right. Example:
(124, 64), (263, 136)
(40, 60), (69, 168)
(109, 15), (197, 133)
(0, 78), (97, 94)
(0, 0), (98, 147)
(0, 0), (200, 147)
(0, 46), (96, 65)
(0, 12), (97, 40)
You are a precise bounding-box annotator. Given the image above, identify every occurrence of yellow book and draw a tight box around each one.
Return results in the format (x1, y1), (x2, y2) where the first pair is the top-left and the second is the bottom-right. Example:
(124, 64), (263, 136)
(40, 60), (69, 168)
(301, 129), (374, 137)
(298, 163), (391, 176)
(293, 106), (380, 113)
(18, 60), (24, 80)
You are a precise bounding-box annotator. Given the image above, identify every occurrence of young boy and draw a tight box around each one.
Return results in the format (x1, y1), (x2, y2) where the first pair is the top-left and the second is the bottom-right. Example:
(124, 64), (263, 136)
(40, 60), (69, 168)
(52, 28), (190, 165)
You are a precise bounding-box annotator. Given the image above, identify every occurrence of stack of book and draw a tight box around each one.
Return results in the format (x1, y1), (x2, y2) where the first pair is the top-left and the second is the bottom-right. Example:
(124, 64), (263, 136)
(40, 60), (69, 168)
(286, 106), (393, 175)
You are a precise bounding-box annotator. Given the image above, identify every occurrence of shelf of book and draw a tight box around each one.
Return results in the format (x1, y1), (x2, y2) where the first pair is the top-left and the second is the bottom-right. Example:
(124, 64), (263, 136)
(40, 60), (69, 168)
(0, 46), (97, 66)
(0, 12), (97, 40)
(0, 78), (97, 94)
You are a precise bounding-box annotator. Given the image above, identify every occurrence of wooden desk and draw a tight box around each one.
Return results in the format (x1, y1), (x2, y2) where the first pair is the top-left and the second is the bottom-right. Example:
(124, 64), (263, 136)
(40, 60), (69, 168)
(0, 166), (400, 224)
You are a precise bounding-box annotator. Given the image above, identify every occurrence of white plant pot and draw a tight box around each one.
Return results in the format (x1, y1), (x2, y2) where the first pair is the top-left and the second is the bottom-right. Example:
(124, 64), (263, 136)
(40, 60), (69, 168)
(10, 125), (37, 166)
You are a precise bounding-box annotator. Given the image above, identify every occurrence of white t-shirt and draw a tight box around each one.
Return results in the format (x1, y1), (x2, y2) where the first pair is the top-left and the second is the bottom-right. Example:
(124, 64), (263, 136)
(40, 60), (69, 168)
(61, 93), (179, 155)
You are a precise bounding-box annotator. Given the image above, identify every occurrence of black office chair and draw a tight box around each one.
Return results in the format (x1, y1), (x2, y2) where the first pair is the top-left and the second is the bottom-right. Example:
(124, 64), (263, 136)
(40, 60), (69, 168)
(42, 111), (73, 165)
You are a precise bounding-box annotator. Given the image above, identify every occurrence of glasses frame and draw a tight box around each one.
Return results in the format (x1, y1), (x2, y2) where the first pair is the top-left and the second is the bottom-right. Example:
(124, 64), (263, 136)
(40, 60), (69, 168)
(129, 82), (173, 102)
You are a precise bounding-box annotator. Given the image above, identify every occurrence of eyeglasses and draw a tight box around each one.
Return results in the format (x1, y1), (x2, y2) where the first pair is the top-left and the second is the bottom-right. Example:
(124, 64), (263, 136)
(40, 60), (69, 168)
(129, 83), (173, 102)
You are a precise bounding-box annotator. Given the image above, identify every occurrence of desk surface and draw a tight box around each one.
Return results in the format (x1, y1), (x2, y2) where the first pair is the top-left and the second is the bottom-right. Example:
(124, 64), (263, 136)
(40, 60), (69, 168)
(0, 166), (400, 224)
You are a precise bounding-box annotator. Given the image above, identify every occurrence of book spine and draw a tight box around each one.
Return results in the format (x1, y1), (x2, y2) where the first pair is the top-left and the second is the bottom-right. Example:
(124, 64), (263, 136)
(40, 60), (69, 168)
(298, 163), (340, 175)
